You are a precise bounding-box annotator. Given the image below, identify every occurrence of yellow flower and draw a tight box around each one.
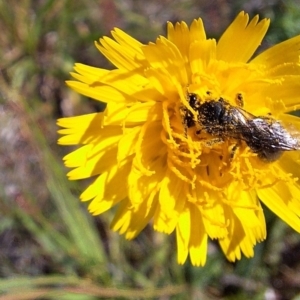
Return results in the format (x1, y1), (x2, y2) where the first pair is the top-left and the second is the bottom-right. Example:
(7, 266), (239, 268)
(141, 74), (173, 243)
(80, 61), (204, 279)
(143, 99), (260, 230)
(58, 11), (300, 266)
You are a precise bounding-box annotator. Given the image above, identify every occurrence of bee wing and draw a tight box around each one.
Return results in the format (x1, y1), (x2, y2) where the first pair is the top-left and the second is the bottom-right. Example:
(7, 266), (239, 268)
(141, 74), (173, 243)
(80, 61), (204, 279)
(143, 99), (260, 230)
(229, 106), (254, 127)
(227, 107), (300, 151)
(246, 118), (300, 151)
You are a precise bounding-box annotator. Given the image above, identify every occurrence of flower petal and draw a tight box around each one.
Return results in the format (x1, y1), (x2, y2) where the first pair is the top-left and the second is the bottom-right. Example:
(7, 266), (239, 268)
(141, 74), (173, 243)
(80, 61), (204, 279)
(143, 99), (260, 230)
(251, 35), (300, 66)
(189, 203), (208, 266)
(58, 113), (105, 145)
(217, 11), (270, 63)
(95, 32), (145, 70)
(142, 37), (188, 87)
(189, 39), (217, 76)
(176, 206), (190, 264)
(257, 182), (300, 233)
(86, 162), (131, 215)
(66, 80), (128, 103)
(64, 141), (118, 179)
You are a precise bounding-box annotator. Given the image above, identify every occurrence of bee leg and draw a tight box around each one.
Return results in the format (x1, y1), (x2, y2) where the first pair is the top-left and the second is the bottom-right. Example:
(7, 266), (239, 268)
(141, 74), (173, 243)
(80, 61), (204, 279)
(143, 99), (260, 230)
(180, 104), (197, 137)
(179, 105), (189, 137)
(235, 93), (244, 107)
(229, 143), (238, 160)
(195, 122), (202, 136)
(204, 137), (224, 147)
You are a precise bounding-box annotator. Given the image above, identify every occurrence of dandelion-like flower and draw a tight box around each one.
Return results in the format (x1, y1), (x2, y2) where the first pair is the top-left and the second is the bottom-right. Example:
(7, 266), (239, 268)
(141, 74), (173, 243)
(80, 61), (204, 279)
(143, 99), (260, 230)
(58, 12), (300, 266)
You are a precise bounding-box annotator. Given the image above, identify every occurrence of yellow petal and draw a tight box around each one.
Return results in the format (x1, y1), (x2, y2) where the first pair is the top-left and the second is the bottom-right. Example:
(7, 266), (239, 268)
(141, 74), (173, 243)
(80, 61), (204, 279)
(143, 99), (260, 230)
(57, 113), (104, 145)
(168, 21), (190, 61)
(257, 183), (300, 233)
(189, 39), (217, 75)
(124, 194), (158, 240)
(71, 63), (109, 84)
(66, 144), (118, 179)
(190, 18), (207, 42)
(87, 162), (131, 214)
(66, 80), (128, 103)
(117, 127), (141, 163)
(95, 35), (145, 70)
(111, 28), (143, 52)
(259, 76), (300, 110)
(176, 207), (190, 264)
(251, 35), (300, 66)
(219, 209), (246, 262)
(155, 171), (186, 234)
(217, 11), (270, 62)
(189, 203), (208, 266)
(142, 37), (188, 86)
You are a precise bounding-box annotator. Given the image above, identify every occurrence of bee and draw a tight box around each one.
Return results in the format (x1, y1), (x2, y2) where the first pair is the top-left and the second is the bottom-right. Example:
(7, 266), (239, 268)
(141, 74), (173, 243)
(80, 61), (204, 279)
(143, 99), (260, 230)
(183, 93), (300, 161)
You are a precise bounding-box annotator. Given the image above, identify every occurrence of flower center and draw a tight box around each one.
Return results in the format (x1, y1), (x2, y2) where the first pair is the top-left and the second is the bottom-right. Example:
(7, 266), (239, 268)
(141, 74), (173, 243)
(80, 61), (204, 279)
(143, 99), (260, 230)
(161, 91), (293, 196)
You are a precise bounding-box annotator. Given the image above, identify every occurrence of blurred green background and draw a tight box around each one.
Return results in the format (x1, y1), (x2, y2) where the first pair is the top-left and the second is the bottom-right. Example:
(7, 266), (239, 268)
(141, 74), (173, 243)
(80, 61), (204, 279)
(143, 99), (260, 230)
(1, 0), (300, 299)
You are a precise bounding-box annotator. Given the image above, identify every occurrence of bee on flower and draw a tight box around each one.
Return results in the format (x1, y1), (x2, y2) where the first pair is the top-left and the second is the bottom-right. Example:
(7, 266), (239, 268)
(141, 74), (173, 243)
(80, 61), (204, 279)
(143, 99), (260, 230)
(58, 11), (300, 266)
